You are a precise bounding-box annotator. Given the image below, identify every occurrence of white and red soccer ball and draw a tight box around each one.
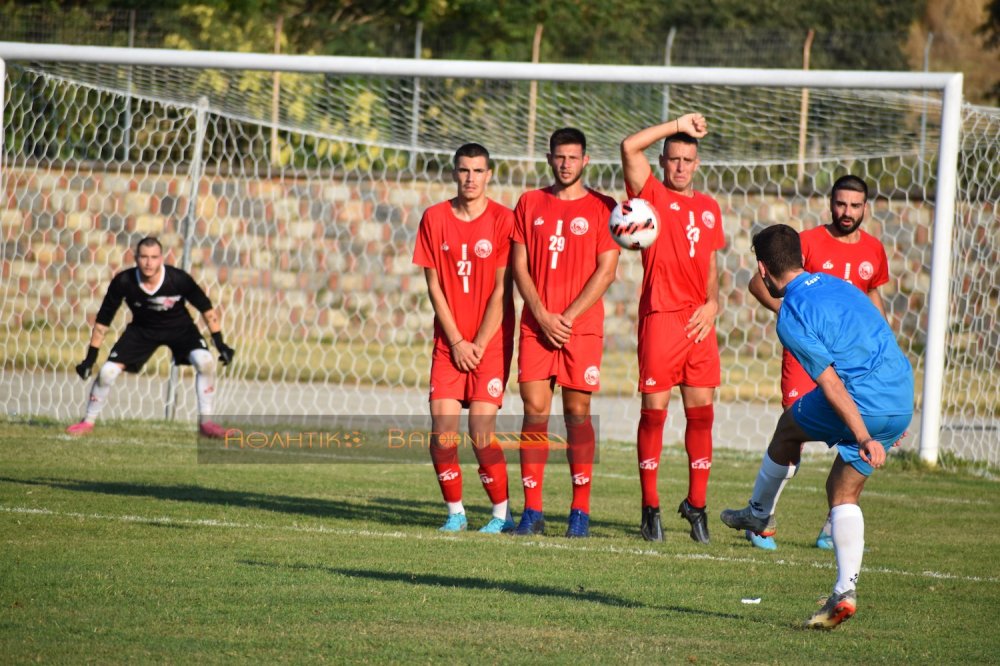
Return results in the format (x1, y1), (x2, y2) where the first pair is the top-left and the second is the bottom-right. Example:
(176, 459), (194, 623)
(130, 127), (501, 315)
(609, 197), (659, 250)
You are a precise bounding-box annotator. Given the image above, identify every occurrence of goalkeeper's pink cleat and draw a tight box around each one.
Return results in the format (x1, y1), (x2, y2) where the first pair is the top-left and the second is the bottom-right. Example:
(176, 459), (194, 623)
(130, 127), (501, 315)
(66, 421), (94, 436)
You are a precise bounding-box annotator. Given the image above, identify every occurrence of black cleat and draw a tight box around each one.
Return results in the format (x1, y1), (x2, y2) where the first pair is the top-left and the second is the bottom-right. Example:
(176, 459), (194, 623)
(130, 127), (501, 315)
(678, 499), (710, 544)
(640, 506), (663, 542)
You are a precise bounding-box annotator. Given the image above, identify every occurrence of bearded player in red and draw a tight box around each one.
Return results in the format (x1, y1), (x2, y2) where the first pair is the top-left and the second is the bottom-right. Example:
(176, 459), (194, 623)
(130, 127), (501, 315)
(511, 127), (619, 538)
(412, 143), (516, 533)
(621, 113), (725, 544)
(746, 174), (890, 551)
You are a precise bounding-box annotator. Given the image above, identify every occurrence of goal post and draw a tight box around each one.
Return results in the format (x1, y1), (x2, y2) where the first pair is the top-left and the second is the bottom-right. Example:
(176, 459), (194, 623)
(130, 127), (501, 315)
(0, 41), (991, 468)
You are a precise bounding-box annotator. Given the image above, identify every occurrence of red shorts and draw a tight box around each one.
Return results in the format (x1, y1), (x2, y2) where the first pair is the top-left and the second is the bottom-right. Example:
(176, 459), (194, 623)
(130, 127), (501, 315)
(637, 310), (720, 393)
(517, 328), (604, 392)
(428, 336), (512, 408)
(780, 347), (816, 408)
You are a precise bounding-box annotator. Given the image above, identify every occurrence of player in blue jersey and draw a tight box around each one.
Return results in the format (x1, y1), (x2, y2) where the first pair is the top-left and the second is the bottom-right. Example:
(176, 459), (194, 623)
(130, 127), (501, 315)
(720, 223), (913, 630)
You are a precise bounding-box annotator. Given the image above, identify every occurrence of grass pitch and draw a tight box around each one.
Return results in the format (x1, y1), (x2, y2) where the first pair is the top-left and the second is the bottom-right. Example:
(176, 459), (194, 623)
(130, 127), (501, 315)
(1, 417), (998, 663)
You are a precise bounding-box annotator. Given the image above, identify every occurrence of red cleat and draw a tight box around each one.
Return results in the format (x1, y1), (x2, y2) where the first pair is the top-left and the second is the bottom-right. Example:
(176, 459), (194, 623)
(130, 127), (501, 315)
(198, 420), (228, 439)
(66, 421), (95, 436)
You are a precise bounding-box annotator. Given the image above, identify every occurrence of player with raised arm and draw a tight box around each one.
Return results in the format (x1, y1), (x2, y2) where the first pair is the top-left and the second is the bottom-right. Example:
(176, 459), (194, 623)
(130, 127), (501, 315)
(620, 113), (724, 543)
(66, 236), (234, 438)
(721, 223), (912, 629)
(745, 175), (890, 551)
(412, 143), (516, 533)
(511, 127), (619, 538)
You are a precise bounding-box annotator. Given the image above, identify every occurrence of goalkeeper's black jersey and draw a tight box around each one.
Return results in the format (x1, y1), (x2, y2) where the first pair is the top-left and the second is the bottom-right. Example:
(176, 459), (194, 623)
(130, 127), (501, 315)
(95, 265), (213, 331)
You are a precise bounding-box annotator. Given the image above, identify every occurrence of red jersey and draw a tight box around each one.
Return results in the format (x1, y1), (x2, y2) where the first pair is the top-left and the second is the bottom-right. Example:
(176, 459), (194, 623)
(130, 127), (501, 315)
(801, 225), (889, 292)
(413, 198), (515, 344)
(512, 187), (619, 337)
(630, 175), (725, 317)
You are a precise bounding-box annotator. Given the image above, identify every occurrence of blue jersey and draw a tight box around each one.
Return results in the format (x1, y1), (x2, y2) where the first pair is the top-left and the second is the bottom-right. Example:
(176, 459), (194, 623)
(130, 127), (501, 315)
(777, 272), (913, 416)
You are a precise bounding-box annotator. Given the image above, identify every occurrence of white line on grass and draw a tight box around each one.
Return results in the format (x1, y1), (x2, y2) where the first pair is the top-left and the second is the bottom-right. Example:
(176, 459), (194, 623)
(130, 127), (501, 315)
(3, 505), (996, 585)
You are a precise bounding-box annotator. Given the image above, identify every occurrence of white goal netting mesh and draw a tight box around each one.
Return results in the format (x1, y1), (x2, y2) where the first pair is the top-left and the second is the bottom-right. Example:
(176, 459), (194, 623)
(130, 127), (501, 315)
(2, 60), (998, 467)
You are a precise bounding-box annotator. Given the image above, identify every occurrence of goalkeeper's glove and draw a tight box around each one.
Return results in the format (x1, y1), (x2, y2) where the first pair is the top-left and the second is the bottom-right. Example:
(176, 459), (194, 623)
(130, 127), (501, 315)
(212, 332), (235, 366)
(75, 346), (100, 380)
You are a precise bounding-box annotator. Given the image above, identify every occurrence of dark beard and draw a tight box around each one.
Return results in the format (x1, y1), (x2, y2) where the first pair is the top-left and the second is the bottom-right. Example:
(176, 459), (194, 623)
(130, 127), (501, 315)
(763, 274), (786, 299)
(834, 216), (863, 235)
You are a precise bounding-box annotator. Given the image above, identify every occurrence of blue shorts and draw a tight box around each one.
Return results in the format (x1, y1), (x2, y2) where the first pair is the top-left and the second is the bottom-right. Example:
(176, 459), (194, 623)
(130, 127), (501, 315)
(792, 388), (912, 477)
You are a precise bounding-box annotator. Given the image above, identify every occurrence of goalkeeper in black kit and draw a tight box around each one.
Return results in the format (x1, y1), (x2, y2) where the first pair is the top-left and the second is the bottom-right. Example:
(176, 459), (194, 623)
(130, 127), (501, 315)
(66, 236), (235, 438)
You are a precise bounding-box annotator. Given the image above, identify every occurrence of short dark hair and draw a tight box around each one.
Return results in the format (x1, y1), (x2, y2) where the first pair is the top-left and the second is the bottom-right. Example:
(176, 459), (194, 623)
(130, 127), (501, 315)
(663, 132), (699, 154)
(752, 224), (802, 277)
(549, 127), (586, 154)
(831, 174), (869, 201)
(136, 236), (162, 254)
(453, 143), (490, 168)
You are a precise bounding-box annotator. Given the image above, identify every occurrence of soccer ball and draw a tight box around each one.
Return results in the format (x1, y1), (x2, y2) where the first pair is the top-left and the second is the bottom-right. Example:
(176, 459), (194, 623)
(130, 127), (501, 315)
(609, 198), (659, 250)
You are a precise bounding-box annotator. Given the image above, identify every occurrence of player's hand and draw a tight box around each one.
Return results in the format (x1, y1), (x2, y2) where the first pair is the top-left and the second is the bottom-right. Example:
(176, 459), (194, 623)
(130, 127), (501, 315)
(678, 113), (708, 139)
(685, 301), (718, 343)
(858, 437), (886, 469)
(75, 359), (94, 380)
(75, 346), (99, 380)
(891, 430), (909, 448)
(450, 340), (482, 372)
(538, 312), (572, 349)
(211, 332), (235, 366)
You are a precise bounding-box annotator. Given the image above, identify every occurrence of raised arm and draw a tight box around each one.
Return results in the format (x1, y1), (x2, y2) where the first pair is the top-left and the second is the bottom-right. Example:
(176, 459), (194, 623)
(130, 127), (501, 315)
(620, 113), (708, 195)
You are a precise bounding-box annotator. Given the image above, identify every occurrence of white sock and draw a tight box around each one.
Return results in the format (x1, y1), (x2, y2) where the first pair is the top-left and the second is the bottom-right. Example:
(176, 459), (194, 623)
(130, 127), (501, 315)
(189, 349), (216, 420)
(446, 501), (465, 515)
(768, 463), (798, 518)
(84, 362), (122, 422)
(492, 500), (509, 520)
(749, 454), (796, 519)
(831, 503), (865, 594)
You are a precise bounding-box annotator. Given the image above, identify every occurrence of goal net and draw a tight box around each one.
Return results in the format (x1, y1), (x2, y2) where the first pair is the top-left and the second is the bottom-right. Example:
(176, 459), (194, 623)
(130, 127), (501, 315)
(1, 46), (997, 468)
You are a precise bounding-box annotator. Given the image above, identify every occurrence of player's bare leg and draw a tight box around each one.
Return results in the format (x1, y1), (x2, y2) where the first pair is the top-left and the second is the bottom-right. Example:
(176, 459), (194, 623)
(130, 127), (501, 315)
(468, 402), (513, 533)
(66, 361), (124, 435)
(562, 387), (594, 537)
(678, 385), (714, 543)
(514, 379), (553, 535)
(637, 389), (670, 541)
(430, 398), (466, 531)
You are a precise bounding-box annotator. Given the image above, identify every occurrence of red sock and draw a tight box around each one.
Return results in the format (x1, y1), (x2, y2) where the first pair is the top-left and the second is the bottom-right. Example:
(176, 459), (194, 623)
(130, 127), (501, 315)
(684, 404), (714, 508)
(430, 439), (462, 504)
(472, 435), (508, 505)
(519, 418), (549, 511)
(566, 417), (595, 513)
(637, 408), (667, 508)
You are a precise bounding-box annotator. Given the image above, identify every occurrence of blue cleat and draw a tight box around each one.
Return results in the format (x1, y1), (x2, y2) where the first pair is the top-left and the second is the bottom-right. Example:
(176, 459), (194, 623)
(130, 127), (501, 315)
(565, 508), (590, 538)
(514, 508), (546, 536)
(815, 530), (834, 550)
(746, 530), (777, 550)
(439, 513), (467, 532)
(479, 517), (515, 534)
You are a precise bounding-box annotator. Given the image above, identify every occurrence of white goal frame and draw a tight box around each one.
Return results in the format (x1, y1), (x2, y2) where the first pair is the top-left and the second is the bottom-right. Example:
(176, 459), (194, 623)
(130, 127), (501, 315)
(0, 41), (964, 466)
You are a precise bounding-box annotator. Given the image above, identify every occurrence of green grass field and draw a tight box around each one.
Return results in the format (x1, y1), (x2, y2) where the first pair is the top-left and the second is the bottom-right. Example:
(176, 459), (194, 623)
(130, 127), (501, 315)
(2, 418), (998, 663)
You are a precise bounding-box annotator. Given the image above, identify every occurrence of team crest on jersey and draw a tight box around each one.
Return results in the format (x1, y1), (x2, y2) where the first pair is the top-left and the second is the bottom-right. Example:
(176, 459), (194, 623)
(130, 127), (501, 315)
(859, 261), (874, 280)
(149, 295), (180, 311)
(583, 365), (600, 386)
(570, 217), (589, 235)
(487, 378), (503, 398)
(701, 210), (716, 229)
(474, 239), (493, 258)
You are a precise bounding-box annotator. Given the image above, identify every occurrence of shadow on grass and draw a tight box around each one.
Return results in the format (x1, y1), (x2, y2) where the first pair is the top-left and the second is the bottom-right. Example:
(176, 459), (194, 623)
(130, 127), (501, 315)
(0, 476), (445, 526)
(239, 559), (743, 620)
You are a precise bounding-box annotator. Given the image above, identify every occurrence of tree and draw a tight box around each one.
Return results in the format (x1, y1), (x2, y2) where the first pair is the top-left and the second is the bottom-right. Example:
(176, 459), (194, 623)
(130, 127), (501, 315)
(978, 0), (1000, 102)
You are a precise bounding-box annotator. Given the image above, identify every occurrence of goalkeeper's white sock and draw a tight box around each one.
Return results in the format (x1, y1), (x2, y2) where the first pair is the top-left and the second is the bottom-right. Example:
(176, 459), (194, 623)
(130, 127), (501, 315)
(831, 503), (865, 595)
(748, 453), (796, 518)
(189, 349), (216, 419)
(84, 362), (122, 422)
(446, 501), (465, 515)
